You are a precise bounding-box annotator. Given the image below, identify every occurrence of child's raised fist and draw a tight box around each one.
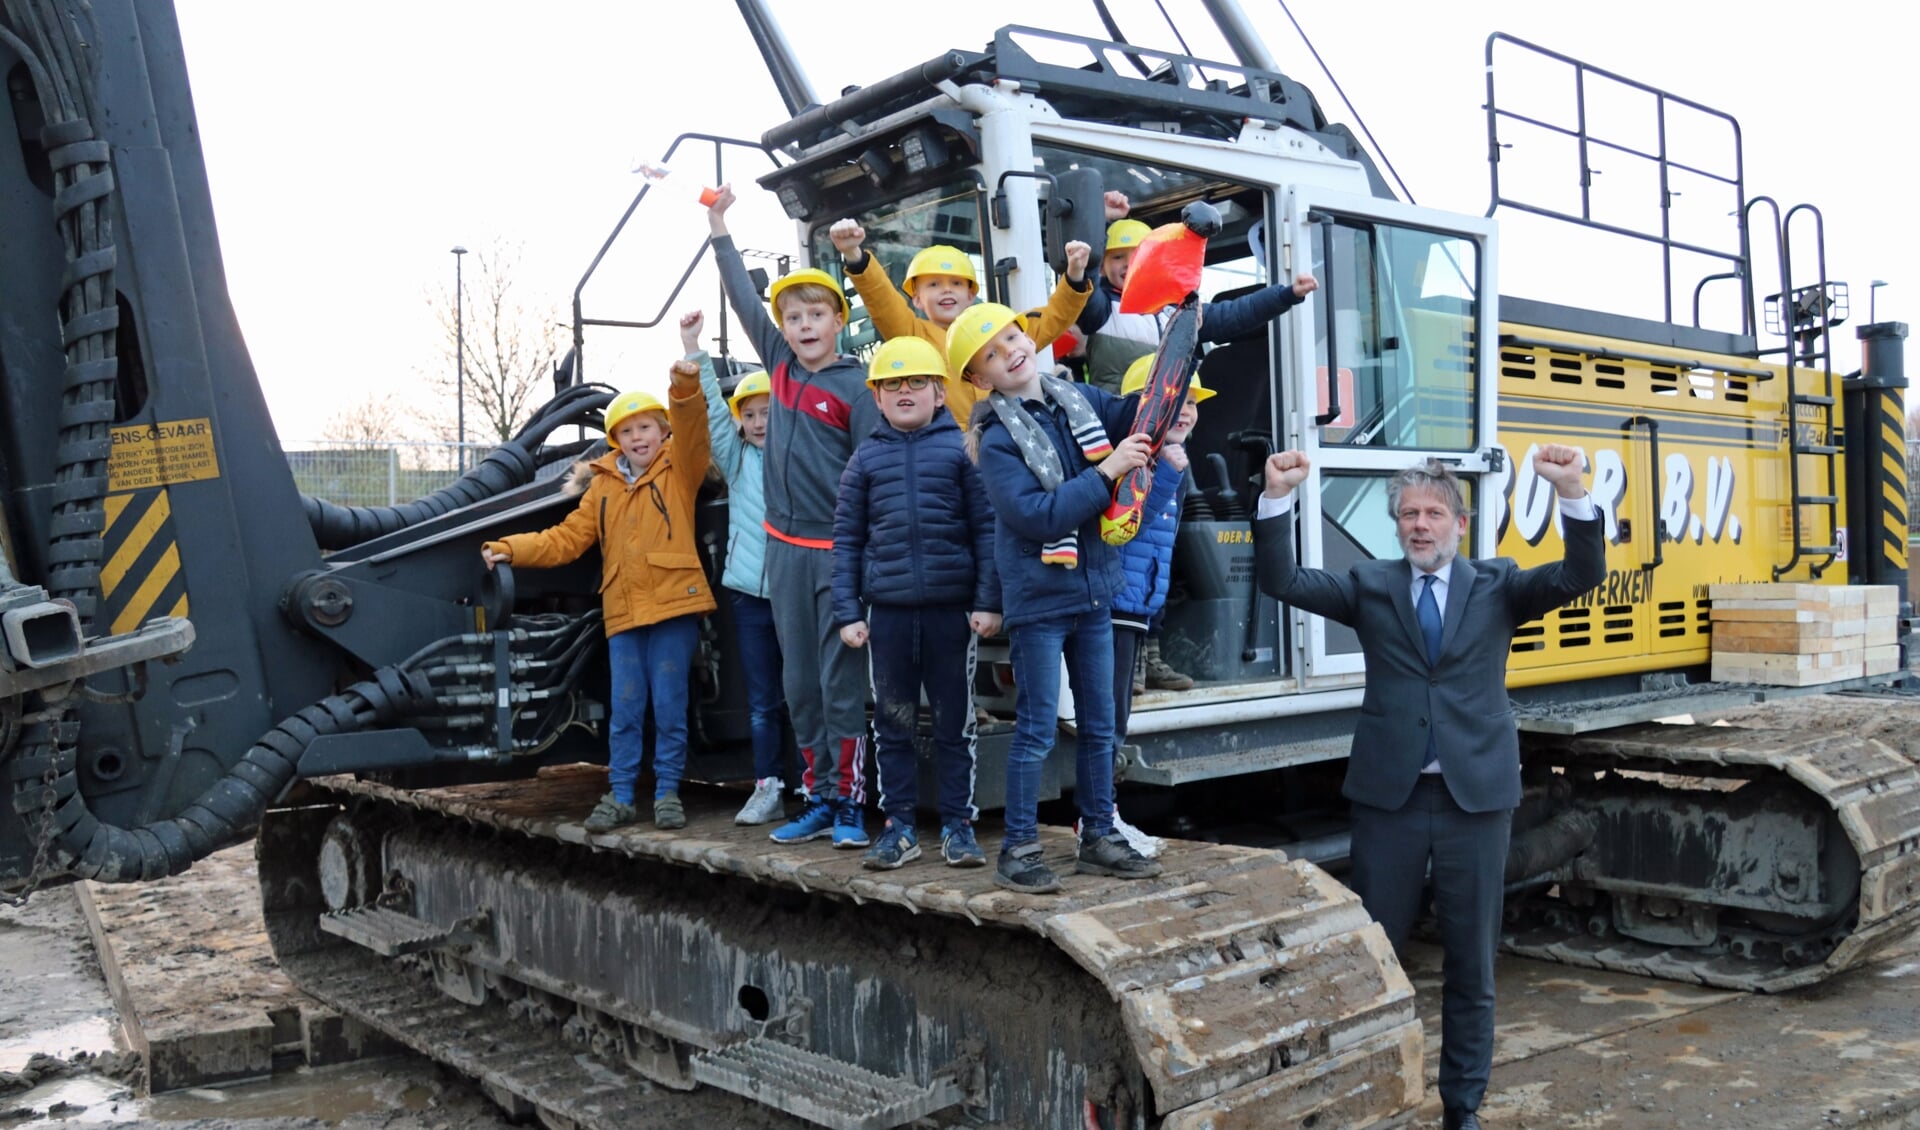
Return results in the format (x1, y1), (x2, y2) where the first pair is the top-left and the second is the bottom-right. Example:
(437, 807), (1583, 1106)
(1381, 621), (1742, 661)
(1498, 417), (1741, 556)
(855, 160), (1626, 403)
(1063, 240), (1091, 282)
(829, 219), (866, 260)
(705, 184), (735, 236)
(1103, 190), (1131, 221)
(678, 310), (704, 353)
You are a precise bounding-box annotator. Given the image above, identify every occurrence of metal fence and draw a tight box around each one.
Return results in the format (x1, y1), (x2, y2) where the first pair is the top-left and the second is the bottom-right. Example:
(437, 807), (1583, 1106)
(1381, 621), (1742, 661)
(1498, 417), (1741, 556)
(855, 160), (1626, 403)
(285, 441), (495, 508)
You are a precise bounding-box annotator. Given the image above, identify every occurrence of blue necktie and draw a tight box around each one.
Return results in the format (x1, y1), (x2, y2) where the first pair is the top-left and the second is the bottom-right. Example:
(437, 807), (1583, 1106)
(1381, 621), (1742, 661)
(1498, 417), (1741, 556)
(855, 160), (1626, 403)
(1419, 574), (1443, 769)
(1418, 574), (1442, 665)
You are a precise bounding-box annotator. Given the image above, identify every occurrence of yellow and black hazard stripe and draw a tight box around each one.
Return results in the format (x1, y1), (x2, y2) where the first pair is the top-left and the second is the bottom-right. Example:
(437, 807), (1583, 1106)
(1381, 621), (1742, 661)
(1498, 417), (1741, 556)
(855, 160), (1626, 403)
(1872, 390), (1909, 579)
(100, 488), (189, 635)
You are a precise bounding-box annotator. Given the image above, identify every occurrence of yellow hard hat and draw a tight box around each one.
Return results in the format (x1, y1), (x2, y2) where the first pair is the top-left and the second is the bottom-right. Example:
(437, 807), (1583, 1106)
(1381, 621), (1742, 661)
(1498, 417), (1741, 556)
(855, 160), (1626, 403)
(603, 389), (666, 444)
(1105, 219), (1152, 253)
(1121, 354), (1216, 402)
(727, 370), (771, 420)
(944, 303), (1027, 378)
(766, 267), (850, 321)
(902, 245), (978, 298)
(866, 338), (948, 385)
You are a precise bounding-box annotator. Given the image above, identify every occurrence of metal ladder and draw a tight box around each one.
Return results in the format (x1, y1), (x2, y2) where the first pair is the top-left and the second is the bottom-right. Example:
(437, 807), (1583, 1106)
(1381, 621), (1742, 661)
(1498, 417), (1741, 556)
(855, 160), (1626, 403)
(1745, 197), (1848, 580)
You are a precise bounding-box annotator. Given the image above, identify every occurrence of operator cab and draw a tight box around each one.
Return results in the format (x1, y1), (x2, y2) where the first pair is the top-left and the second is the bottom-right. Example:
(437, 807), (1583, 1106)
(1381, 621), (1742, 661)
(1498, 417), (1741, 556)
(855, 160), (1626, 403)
(772, 66), (1499, 785)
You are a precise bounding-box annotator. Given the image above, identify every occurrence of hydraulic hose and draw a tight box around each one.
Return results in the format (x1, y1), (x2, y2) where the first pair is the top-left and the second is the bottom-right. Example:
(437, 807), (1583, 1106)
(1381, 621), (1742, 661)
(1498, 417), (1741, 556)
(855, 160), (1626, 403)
(302, 442), (538, 550)
(7, 666), (433, 883)
(2, 0), (118, 630)
(299, 387), (615, 551)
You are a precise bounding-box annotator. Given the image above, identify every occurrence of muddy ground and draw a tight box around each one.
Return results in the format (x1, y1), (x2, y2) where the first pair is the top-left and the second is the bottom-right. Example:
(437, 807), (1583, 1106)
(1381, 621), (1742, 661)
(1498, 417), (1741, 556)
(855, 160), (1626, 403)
(0, 884), (515, 1130)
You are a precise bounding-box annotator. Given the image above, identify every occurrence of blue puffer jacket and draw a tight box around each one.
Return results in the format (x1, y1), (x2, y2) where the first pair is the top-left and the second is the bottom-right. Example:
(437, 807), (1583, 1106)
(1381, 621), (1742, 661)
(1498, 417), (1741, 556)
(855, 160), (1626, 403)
(1112, 453), (1186, 625)
(695, 352), (769, 598)
(831, 413), (999, 625)
(974, 384), (1139, 629)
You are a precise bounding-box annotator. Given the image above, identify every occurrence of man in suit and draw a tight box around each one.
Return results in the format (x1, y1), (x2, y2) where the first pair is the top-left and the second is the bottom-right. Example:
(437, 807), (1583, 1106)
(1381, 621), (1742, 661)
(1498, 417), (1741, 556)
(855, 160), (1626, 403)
(1253, 446), (1603, 1130)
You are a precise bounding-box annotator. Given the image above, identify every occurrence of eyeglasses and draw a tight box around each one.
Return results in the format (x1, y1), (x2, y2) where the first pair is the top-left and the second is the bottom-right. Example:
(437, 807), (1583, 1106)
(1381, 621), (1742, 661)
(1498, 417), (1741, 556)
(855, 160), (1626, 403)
(877, 376), (936, 392)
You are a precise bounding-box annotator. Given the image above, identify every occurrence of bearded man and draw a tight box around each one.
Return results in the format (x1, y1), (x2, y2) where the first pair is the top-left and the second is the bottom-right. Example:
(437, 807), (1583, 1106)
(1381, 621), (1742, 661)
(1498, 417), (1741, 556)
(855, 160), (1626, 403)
(1252, 446), (1603, 1130)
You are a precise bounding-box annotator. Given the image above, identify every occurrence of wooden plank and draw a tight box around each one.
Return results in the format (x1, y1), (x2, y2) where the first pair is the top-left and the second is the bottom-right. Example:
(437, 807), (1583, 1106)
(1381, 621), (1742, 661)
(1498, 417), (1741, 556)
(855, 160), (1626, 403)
(1713, 634), (1865, 656)
(1867, 645), (1903, 676)
(77, 845), (398, 1092)
(1710, 619), (1855, 639)
(1709, 605), (1834, 622)
(1711, 649), (1864, 671)
(1712, 658), (1864, 687)
(1707, 582), (1855, 603)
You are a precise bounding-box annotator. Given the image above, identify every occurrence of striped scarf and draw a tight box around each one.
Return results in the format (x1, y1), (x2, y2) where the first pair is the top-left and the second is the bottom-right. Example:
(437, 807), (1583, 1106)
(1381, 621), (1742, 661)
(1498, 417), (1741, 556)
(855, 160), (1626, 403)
(986, 375), (1112, 568)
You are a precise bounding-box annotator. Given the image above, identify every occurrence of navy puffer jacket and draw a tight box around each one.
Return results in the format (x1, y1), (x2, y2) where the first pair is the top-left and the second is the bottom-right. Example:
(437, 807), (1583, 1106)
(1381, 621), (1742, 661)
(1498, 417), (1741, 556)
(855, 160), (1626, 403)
(832, 413), (999, 624)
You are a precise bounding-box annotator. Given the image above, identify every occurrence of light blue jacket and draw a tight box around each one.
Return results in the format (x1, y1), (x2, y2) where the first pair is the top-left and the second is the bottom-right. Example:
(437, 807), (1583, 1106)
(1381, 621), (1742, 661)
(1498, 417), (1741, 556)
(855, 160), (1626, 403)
(695, 351), (769, 598)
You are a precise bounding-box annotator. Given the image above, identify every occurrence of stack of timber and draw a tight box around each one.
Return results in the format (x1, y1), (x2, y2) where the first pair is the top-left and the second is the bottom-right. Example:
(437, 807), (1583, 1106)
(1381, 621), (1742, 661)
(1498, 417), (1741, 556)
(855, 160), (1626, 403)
(1707, 583), (1900, 686)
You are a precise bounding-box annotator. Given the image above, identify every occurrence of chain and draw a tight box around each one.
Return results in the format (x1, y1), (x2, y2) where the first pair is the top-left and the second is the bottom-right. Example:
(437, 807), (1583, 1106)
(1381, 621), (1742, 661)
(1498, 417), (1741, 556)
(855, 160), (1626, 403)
(0, 708), (68, 909)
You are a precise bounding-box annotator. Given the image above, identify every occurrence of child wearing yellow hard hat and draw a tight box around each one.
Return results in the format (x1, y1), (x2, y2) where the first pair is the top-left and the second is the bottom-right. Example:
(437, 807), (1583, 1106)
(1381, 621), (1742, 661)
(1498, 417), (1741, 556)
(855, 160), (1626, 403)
(480, 357), (714, 834)
(1110, 352), (1215, 732)
(827, 213), (1096, 430)
(679, 310), (792, 828)
(706, 185), (883, 849)
(829, 336), (1001, 871)
(1074, 193), (1319, 392)
(948, 302), (1164, 895)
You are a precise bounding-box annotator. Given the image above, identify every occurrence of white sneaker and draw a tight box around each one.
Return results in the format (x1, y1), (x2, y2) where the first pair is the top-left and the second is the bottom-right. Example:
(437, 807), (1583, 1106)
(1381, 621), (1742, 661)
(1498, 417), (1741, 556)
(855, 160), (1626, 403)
(1073, 809), (1164, 860)
(1112, 810), (1163, 859)
(734, 777), (785, 825)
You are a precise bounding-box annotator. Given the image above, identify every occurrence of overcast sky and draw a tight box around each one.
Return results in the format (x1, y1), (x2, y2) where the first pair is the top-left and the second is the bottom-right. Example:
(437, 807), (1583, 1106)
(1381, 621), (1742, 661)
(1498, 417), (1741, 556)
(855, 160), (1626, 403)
(170, 0), (1909, 442)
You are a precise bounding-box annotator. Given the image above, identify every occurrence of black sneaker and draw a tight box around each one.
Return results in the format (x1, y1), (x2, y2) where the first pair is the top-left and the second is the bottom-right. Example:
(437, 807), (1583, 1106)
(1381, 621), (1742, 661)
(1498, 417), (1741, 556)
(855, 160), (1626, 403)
(1076, 830), (1163, 879)
(860, 821), (920, 870)
(993, 842), (1060, 894)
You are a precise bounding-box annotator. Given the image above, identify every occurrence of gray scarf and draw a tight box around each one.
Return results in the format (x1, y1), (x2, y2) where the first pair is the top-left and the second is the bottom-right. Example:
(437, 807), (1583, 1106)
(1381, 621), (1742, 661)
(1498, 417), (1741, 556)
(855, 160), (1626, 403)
(985, 374), (1112, 568)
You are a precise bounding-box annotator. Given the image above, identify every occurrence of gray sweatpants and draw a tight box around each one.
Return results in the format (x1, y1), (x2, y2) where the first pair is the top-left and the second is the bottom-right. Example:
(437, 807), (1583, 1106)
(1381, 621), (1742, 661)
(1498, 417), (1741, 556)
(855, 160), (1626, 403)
(765, 537), (869, 802)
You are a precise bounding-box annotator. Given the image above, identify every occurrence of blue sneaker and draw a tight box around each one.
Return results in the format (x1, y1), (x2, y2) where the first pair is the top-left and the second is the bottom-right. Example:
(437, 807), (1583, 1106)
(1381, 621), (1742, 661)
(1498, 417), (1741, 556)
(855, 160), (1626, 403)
(940, 822), (986, 868)
(769, 797), (834, 844)
(861, 821), (920, 870)
(831, 801), (870, 849)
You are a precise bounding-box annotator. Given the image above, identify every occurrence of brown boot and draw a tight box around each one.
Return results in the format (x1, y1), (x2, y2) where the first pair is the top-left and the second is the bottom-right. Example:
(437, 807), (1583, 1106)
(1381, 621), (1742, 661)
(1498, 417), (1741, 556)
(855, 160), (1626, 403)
(1143, 637), (1193, 691)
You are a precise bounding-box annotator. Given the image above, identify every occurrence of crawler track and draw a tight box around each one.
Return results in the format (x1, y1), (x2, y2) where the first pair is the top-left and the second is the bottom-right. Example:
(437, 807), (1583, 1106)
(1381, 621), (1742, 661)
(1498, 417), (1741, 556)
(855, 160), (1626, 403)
(1509, 701), (1920, 992)
(260, 765), (1423, 1128)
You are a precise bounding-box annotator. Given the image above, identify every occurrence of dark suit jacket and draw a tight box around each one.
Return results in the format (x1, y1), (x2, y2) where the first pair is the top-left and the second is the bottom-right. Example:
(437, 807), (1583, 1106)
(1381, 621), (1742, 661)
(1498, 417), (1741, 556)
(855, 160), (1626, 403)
(1254, 510), (1606, 813)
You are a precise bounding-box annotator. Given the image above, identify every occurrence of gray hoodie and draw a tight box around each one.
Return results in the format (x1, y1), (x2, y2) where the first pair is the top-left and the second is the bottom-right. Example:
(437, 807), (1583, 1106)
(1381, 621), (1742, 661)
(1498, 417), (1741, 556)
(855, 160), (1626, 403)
(713, 235), (879, 544)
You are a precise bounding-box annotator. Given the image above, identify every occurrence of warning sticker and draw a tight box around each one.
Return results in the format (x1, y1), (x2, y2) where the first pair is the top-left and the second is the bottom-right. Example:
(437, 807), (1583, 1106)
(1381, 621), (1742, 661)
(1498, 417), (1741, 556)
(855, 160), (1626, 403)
(108, 417), (221, 492)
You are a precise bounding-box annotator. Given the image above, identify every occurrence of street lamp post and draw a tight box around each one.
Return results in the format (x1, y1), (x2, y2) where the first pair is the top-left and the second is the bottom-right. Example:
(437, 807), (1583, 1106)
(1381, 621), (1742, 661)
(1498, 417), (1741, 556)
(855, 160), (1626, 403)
(452, 245), (468, 473)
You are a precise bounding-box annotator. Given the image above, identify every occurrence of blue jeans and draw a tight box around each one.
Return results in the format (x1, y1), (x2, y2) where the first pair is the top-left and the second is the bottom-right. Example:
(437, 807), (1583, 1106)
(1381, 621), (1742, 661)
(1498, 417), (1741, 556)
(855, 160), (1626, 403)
(606, 614), (700, 803)
(1004, 610), (1116, 851)
(729, 589), (788, 781)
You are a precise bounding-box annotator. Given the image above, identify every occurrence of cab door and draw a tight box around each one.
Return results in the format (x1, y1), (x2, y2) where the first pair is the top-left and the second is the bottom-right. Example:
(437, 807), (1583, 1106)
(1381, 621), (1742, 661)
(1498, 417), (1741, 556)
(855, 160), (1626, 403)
(1277, 188), (1501, 683)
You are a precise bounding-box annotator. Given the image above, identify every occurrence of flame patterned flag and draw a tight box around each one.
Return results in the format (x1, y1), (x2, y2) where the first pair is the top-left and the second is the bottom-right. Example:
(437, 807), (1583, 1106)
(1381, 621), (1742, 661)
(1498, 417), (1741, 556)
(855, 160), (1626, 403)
(1100, 294), (1202, 546)
(1117, 222), (1208, 314)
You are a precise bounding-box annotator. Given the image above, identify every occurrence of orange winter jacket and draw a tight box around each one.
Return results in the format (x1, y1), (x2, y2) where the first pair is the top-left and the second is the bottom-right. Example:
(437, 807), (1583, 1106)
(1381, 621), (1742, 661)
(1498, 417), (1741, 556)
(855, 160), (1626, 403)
(845, 253), (1091, 430)
(483, 376), (715, 636)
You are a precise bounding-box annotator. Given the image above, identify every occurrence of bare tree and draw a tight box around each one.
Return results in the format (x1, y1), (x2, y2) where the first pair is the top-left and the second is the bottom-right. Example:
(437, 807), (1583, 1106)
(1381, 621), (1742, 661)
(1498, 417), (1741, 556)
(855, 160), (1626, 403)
(422, 240), (560, 445)
(322, 390), (409, 447)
